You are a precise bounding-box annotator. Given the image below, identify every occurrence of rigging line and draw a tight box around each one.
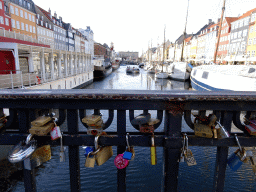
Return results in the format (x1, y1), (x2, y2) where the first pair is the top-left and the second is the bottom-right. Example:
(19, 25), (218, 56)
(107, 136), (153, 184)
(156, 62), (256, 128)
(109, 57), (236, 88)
(181, 0), (190, 62)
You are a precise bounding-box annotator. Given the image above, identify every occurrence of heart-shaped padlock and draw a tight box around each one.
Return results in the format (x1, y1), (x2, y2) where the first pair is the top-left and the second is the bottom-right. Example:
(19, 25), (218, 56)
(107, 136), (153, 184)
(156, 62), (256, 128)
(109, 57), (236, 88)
(114, 154), (129, 169)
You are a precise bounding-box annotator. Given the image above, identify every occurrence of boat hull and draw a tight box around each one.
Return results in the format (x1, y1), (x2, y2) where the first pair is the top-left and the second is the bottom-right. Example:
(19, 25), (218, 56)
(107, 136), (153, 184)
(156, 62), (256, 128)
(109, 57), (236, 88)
(94, 67), (112, 79)
(156, 72), (168, 79)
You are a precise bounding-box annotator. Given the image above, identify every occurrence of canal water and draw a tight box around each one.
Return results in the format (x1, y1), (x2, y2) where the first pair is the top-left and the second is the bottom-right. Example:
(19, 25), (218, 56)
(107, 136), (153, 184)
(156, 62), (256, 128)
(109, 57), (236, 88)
(8, 66), (256, 191)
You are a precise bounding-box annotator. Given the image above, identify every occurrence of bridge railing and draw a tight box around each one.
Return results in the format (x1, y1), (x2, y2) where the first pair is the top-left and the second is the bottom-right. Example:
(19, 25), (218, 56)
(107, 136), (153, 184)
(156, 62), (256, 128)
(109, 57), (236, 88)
(1, 89), (256, 192)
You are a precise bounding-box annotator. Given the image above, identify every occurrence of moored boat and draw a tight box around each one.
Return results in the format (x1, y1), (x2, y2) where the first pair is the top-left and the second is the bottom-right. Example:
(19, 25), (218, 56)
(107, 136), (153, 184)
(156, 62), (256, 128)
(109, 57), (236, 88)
(168, 62), (191, 81)
(93, 56), (113, 79)
(191, 64), (256, 91)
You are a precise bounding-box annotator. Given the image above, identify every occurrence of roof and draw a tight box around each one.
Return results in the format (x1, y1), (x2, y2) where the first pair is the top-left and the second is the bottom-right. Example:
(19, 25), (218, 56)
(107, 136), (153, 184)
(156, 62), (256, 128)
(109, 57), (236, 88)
(237, 8), (256, 20)
(225, 17), (239, 26)
(185, 36), (192, 42)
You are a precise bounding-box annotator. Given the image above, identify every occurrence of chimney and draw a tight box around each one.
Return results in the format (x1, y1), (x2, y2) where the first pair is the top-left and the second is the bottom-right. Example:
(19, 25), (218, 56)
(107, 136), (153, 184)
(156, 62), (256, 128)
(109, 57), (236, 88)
(48, 8), (51, 14)
(54, 11), (57, 18)
(209, 19), (212, 24)
(59, 16), (62, 21)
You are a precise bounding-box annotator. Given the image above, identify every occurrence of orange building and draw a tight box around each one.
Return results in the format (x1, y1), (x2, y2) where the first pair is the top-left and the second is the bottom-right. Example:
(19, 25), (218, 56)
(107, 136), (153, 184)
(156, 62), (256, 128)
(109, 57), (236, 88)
(4, 0), (37, 38)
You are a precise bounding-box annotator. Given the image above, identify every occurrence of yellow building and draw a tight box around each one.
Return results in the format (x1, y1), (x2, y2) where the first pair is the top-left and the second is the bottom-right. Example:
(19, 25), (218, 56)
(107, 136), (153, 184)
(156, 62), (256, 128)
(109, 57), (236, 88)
(246, 11), (256, 64)
(5, 0), (37, 39)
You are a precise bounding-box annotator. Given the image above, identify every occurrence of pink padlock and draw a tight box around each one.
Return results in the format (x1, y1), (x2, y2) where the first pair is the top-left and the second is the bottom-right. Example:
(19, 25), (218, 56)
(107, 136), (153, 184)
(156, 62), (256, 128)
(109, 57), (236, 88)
(50, 126), (62, 140)
(114, 154), (129, 169)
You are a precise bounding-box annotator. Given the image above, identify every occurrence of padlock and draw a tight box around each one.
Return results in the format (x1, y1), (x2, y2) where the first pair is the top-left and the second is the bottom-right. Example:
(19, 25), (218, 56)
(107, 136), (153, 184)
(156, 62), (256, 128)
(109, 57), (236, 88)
(123, 133), (134, 160)
(151, 133), (157, 165)
(8, 134), (37, 163)
(212, 128), (218, 139)
(194, 118), (213, 138)
(216, 121), (230, 139)
(244, 120), (256, 135)
(87, 126), (103, 136)
(82, 115), (102, 125)
(85, 152), (96, 168)
(227, 134), (247, 171)
(31, 145), (51, 167)
(94, 135), (113, 166)
(184, 134), (197, 166)
(31, 116), (52, 127)
(131, 113), (151, 125)
(178, 134), (186, 163)
(208, 114), (217, 127)
(29, 122), (55, 136)
(83, 146), (95, 157)
(139, 124), (154, 134)
(147, 118), (160, 126)
(50, 125), (62, 140)
(114, 154), (129, 169)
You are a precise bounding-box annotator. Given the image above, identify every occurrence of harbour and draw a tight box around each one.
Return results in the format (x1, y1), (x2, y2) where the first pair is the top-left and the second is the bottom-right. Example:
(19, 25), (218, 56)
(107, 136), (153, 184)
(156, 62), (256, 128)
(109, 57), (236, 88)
(1, 66), (256, 192)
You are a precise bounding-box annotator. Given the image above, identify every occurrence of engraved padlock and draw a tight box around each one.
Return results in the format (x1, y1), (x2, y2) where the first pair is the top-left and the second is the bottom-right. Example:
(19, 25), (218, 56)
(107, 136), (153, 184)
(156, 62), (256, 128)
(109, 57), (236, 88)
(194, 118), (213, 138)
(94, 135), (113, 166)
(184, 134), (197, 166)
(85, 152), (96, 168)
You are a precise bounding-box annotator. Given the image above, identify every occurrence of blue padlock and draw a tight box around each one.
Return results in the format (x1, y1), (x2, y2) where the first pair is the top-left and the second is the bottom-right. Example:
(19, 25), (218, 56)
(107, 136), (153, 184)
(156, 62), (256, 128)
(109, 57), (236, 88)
(123, 151), (133, 160)
(84, 146), (95, 157)
(227, 149), (245, 171)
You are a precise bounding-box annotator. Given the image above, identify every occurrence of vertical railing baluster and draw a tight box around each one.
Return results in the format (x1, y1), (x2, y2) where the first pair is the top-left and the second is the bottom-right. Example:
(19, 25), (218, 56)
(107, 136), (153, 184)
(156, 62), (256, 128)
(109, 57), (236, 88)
(163, 110), (182, 192)
(17, 109), (37, 192)
(117, 110), (126, 192)
(67, 109), (81, 192)
(212, 111), (233, 192)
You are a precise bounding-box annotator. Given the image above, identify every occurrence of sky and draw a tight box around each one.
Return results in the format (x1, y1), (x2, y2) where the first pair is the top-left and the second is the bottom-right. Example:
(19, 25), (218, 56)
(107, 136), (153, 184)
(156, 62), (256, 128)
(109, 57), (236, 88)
(33, 0), (256, 56)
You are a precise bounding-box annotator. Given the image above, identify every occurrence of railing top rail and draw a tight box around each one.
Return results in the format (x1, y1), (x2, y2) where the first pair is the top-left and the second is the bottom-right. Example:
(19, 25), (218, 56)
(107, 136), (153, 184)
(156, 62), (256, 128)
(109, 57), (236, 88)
(0, 89), (255, 100)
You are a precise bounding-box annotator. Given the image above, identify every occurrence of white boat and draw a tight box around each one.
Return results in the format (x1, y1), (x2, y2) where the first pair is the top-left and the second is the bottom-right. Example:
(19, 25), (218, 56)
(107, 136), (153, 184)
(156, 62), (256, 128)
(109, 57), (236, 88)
(168, 62), (191, 81)
(190, 65), (256, 91)
(126, 66), (140, 74)
(156, 72), (168, 79)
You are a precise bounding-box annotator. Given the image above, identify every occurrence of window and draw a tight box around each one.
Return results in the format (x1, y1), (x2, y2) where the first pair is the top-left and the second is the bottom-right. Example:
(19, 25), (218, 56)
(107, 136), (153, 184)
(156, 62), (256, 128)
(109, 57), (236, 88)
(0, 16), (3, 24)
(11, 19), (15, 28)
(252, 51), (255, 57)
(29, 14), (31, 21)
(243, 29), (248, 37)
(33, 26), (35, 33)
(250, 26), (254, 33)
(15, 8), (19, 16)
(20, 9), (23, 18)
(247, 51), (251, 57)
(16, 21), (20, 29)
(25, 24), (28, 31)
(249, 38), (252, 45)
(0, 2), (2, 9)
(30, 25), (32, 33)
(32, 15), (35, 22)
(5, 18), (9, 26)
(19, 0), (22, 6)
(10, 5), (14, 14)
(27, 2), (31, 10)
(254, 38), (256, 45)
(21, 22), (24, 30)
(25, 12), (27, 19)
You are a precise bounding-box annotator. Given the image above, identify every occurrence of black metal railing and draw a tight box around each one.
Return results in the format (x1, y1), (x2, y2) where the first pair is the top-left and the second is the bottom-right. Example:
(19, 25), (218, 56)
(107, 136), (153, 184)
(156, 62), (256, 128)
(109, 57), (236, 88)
(1, 89), (256, 192)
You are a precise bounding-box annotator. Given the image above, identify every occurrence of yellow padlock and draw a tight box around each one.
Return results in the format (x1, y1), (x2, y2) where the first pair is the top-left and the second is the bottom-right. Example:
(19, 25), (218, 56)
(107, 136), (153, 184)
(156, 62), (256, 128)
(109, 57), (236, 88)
(151, 134), (157, 165)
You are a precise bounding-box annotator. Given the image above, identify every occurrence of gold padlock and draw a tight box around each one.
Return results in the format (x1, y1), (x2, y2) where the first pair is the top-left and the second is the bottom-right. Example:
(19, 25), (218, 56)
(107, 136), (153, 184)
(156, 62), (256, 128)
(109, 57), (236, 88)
(194, 122), (213, 138)
(82, 115), (102, 125)
(29, 122), (55, 136)
(94, 135), (113, 166)
(85, 152), (96, 168)
(31, 116), (52, 127)
(31, 145), (51, 167)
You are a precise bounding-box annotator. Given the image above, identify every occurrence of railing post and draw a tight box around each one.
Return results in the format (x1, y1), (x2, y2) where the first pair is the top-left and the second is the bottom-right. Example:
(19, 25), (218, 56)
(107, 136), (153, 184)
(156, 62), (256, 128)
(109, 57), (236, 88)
(67, 109), (81, 192)
(117, 110), (126, 192)
(163, 108), (182, 192)
(212, 111), (232, 192)
(10, 71), (14, 89)
(17, 109), (37, 192)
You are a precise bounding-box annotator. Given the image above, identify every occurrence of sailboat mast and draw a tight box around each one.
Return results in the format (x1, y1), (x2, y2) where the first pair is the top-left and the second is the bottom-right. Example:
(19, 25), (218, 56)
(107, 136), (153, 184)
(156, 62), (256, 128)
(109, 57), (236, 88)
(181, 0), (190, 62)
(162, 26), (166, 72)
(214, 0), (226, 64)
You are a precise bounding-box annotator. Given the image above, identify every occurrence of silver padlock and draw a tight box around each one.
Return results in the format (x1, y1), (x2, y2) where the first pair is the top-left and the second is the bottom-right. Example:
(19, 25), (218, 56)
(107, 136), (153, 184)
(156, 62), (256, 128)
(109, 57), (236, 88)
(8, 134), (37, 163)
(178, 134), (186, 163)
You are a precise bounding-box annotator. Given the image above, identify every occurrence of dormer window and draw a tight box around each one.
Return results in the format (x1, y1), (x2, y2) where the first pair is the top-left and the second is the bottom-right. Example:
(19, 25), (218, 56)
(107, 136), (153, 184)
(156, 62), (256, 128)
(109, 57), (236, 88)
(53, 20), (55, 24)
(46, 23), (48, 28)
(37, 14), (39, 19)
(41, 21), (43, 26)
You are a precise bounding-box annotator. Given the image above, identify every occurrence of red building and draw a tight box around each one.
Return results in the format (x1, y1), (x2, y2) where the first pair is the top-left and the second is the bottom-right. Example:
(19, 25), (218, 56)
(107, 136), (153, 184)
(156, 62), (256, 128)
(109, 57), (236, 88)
(216, 17), (238, 63)
(0, 0), (11, 31)
(94, 42), (108, 59)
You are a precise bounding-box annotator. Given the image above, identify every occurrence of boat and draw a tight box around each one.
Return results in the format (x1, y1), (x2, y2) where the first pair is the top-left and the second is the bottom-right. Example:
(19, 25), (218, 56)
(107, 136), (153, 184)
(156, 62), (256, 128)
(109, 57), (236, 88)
(190, 65), (256, 91)
(168, 62), (192, 81)
(126, 66), (140, 74)
(112, 58), (121, 71)
(93, 56), (113, 79)
(139, 63), (145, 68)
(156, 26), (168, 79)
